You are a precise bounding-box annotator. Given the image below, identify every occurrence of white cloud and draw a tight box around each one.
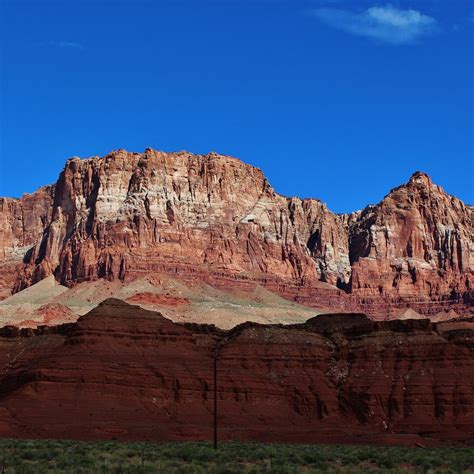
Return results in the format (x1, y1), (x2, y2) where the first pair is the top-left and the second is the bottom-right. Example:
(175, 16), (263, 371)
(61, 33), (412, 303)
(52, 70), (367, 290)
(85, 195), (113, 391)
(311, 4), (437, 44)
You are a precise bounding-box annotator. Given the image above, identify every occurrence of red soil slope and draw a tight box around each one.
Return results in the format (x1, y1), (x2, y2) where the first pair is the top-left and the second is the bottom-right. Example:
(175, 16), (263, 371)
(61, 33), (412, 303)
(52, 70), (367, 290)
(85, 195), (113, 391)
(126, 292), (190, 307)
(0, 299), (472, 446)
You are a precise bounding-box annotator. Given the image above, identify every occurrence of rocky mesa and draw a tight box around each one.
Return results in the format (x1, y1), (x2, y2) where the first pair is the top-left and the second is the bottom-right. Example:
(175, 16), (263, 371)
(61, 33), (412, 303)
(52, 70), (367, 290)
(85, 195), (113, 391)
(0, 148), (472, 317)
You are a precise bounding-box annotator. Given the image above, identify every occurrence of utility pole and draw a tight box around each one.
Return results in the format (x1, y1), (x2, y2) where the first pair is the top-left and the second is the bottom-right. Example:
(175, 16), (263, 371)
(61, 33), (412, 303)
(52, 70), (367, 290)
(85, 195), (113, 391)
(213, 347), (218, 449)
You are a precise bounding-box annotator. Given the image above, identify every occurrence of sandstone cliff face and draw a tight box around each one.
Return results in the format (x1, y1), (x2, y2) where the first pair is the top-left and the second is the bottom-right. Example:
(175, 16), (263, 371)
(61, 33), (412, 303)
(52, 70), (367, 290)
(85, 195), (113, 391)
(0, 186), (54, 299)
(0, 300), (472, 445)
(348, 172), (473, 313)
(0, 149), (472, 315)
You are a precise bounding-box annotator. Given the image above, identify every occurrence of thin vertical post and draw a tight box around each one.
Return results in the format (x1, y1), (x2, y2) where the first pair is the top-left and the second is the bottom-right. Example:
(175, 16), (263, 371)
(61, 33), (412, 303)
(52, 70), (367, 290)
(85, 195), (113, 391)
(213, 350), (218, 449)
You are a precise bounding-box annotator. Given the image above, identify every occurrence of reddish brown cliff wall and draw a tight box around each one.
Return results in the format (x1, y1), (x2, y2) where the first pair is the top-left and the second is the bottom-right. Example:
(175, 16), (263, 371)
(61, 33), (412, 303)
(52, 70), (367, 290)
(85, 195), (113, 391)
(0, 300), (472, 445)
(1, 149), (472, 315)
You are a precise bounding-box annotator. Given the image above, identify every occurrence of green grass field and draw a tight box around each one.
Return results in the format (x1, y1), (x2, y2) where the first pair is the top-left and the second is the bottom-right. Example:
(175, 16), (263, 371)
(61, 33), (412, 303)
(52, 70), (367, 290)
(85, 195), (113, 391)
(0, 439), (472, 473)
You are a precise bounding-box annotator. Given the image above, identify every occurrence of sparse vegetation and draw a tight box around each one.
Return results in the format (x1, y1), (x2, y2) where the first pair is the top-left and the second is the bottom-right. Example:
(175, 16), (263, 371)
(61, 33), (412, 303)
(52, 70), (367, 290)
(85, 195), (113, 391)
(0, 439), (472, 473)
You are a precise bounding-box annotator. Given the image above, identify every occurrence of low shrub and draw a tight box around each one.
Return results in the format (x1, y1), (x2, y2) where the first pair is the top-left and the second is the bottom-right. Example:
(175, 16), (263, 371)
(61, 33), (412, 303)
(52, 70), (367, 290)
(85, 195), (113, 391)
(0, 439), (472, 473)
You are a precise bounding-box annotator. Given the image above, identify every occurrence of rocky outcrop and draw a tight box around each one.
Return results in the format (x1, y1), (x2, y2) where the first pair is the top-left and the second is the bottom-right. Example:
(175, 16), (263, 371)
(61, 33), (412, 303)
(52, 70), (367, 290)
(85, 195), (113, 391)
(349, 172), (473, 297)
(0, 299), (472, 445)
(0, 149), (472, 316)
(0, 186), (55, 299)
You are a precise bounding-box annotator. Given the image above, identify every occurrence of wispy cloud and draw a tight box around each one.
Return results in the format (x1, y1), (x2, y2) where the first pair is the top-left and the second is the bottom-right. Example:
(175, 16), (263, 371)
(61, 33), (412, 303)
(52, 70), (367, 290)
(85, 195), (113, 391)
(310, 4), (437, 44)
(55, 41), (84, 50)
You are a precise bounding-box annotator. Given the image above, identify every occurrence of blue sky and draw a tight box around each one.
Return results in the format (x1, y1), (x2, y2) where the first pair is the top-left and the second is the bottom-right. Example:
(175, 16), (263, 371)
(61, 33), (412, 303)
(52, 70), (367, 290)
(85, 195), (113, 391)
(1, 0), (472, 212)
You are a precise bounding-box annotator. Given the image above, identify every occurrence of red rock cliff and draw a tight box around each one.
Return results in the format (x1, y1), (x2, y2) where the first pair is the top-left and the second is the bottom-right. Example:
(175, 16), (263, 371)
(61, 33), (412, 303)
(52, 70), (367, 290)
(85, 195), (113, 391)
(0, 149), (472, 315)
(0, 186), (55, 299)
(348, 172), (473, 314)
(0, 299), (472, 445)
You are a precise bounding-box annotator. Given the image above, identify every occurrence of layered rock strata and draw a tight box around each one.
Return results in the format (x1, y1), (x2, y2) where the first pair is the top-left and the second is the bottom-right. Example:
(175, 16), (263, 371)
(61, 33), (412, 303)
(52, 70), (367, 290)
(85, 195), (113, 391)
(0, 299), (472, 445)
(0, 149), (472, 316)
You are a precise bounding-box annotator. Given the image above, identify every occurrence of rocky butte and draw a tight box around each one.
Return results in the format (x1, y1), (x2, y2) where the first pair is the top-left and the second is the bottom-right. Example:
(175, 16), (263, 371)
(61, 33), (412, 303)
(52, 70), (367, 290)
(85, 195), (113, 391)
(0, 148), (472, 317)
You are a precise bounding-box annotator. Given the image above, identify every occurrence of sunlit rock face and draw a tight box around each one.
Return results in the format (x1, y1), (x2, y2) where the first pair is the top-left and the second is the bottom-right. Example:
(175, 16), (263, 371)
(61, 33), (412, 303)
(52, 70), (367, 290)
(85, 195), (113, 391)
(0, 185), (55, 299)
(0, 150), (472, 316)
(349, 172), (473, 298)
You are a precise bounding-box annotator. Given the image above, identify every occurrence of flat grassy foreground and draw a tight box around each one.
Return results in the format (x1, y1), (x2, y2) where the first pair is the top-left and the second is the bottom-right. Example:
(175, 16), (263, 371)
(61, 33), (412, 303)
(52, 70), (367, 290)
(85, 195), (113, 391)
(0, 439), (472, 473)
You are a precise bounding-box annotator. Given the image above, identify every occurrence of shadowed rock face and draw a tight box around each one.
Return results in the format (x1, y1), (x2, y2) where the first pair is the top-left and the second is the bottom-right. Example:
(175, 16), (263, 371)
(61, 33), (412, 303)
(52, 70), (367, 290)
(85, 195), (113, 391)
(0, 149), (472, 316)
(0, 299), (472, 445)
